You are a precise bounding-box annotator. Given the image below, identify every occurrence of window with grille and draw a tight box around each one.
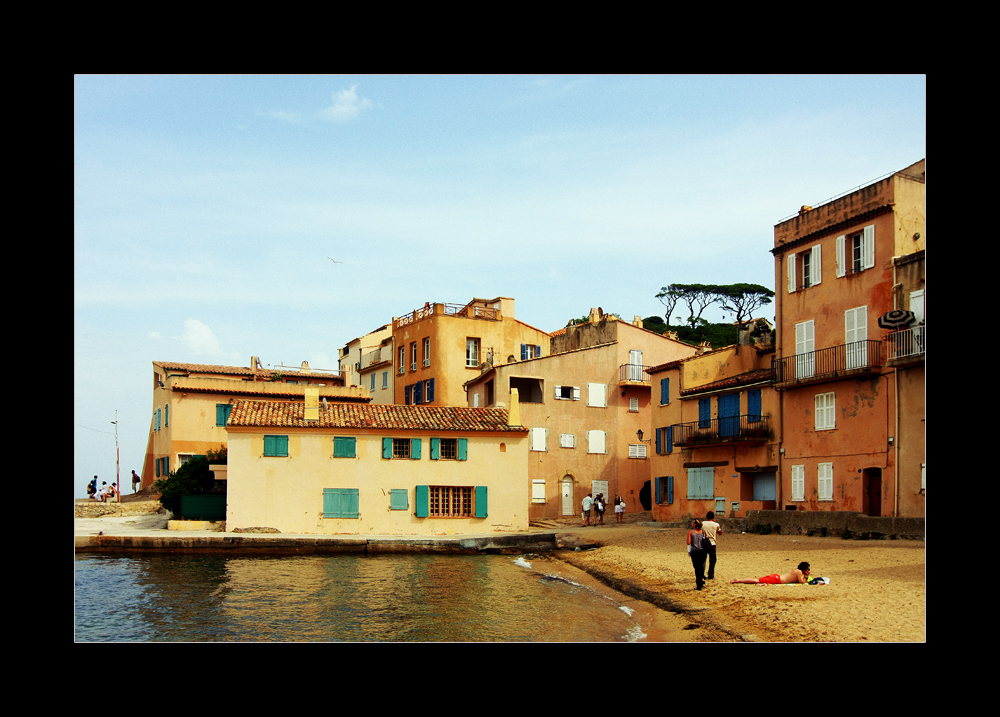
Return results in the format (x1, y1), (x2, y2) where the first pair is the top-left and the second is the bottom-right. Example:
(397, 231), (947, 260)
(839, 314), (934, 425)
(439, 438), (457, 460)
(429, 486), (474, 517)
(392, 438), (410, 459)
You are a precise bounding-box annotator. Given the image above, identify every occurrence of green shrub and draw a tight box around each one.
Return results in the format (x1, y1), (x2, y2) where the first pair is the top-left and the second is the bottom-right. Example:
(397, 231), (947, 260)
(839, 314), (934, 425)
(154, 456), (215, 516)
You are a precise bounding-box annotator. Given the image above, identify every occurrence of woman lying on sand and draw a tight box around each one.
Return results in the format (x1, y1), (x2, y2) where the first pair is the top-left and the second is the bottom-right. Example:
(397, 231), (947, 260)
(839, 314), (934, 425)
(731, 562), (810, 585)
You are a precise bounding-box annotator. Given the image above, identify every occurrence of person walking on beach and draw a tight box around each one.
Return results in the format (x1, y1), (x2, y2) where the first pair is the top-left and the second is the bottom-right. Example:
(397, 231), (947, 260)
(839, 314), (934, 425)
(615, 495), (625, 523)
(582, 493), (594, 526)
(687, 519), (710, 591)
(595, 494), (605, 525)
(731, 562), (811, 585)
(131, 470), (141, 493)
(703, 511), (722, 580)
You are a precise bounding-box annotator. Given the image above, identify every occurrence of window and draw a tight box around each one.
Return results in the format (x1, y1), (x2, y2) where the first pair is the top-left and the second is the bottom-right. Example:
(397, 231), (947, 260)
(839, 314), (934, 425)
(698, 398), (711, 428)
(554, 385), (580, 400)
(333, 436), (357, 458)
(264, 435), (289, 457)
(787, 245), (822, 292)
(532, 479), (546, 503)
(628, 444), (647, 459)
(398, 347), (406, 374)
(390, 489), (408, 510)
(836, 224), (875, 277)
(530, 427), (547, 452)
(748, 389), (762, 423)
(687, 466), (714, 499)
(818, 462), (833, 501)
(382, 371), (389, 389)
(466, 338), (480, 367)
(587, 430), (606, 454)
(423, 337), (431, 367)
(791, 465), (805, 502)
(382, 437), (421, 460)
(588, 383), (606, 407)
(845, 306), (869, 369)
(370, 373), (376, 391)
(795, 320), (815, 378)
(655, 475), (674, 505)
(323, 488), (359, 519)
(560, 433), (576, 448)
(510, 376), (543, 403)
(430, 437), (468, 461)
(659, 378), (670, 405)
(415, 485), (486, 518)
(521, 344), (542, 360)
(410, 342), (418, 371)
(815, 392), (835, 430)
(629, 397), (639, 412)
(656, 427), (673, 454)
(155, 408), (161, 431)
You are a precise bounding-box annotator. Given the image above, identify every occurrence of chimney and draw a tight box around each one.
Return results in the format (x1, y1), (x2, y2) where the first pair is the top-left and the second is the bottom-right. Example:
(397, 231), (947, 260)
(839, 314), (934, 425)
(632, 315), (643, 328)
(300, 360), (311, 373)
(696, 340), (712, 355)
(508, 387), (522, 427)
(305, 387), (319, 422)
(799, 205), (813, 215)
(589, 308), (599, 324)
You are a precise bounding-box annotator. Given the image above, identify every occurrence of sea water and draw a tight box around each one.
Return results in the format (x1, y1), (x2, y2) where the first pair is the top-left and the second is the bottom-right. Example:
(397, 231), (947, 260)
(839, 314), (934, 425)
(74, 552), (649, 642)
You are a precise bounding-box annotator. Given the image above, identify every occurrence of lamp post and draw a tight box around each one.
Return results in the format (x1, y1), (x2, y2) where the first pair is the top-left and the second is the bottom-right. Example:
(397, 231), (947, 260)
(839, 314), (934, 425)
(111, 411), (120, 504)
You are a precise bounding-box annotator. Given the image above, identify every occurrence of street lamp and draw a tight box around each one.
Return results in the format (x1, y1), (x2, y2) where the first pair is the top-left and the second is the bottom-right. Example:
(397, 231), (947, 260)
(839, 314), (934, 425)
(111, 411), (120, 504)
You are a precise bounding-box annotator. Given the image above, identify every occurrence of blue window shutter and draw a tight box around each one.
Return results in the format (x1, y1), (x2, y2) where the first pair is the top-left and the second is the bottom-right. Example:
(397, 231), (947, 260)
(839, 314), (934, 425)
(415, 485), (429, 517)
(660, 378), (668, 404)
(427, 378), (435, 403)
(390, 489), (408, 510)
(404, 384), (411, 405)
(667, 426), (673, 453)
(382, 437), (392, 459)
(655, 428), (662, 455)
(699, 398), (710, 428)
(521, 344), (527, 360)
(667, 475), (674, 504)
(430, 437), (440, 460)
(655, 476), (661, 504)
(749, 389), (761, 422)
(537, 345), (542, 358)
(458, 438), (468, 460)
(414, 381), (423, 405)
(475, 486), (488, 518)
(411, 438), (422, 460)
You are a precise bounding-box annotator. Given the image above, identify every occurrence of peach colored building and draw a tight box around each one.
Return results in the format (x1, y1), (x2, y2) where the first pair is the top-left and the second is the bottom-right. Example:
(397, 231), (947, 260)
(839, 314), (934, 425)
(142, 358), (366, 490)
(225, 399), (529, 535)
(465, 311), (698, 521)
(392, 297), (551, 409)
(648, 342), (779, 522)
(770, 159), (925, 517)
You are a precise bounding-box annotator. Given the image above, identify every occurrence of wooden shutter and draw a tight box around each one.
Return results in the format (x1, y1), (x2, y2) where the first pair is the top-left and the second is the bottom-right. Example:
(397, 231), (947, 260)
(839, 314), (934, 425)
(427, 378), (435, 403)
(458, 438), (468, 461)
(333, 436), (356, 458)
(667, 475), (674, 504)
(521, 344), (528, 360)
(382, 437), (392, 459)
(818, 463), (833, 501)
(836, 235), (846, 277)
(660, 378), (669, 405)
(863, 224), (875, 269)
(791, 465), (805, 502)
(810, 244), (822, 285)
(787, 253), (796, 292)
(655, 428), (661, 455)
(654, 476), (661, 504)
(390, 489), (408, 510)
(430, 437), (440, 460)
(415, 485), (429, 517)
(323, 488), (359, 518)
(699, 398), (710, 428)
(404, 384), (411, 405)
(748, 390), (761, 422)
(475, 486), (488, 518)
(414, 381), (423, 405)
(536, 345), (542, 358)
(573, 386), (580, 401)
(410, 438), (421, 460)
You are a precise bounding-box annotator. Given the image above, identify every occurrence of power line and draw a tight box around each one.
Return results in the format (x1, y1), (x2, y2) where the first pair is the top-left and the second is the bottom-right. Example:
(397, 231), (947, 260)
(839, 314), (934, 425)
(75, 422), (115, 436)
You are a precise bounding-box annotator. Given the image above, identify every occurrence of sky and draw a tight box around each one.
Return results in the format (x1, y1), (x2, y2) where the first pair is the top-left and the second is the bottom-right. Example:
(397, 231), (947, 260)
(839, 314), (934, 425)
(74, 74), (926, 498)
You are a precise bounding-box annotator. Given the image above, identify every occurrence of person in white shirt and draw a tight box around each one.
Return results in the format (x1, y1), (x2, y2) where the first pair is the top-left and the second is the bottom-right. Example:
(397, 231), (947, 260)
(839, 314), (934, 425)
(581, 494), (594, 526)
(702, 511), (722, 580)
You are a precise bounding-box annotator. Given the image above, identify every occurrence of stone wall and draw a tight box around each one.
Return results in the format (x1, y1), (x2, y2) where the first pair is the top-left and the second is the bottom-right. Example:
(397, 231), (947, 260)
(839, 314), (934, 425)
(743, 510), (924, 539)
(75, 500), (165, 519)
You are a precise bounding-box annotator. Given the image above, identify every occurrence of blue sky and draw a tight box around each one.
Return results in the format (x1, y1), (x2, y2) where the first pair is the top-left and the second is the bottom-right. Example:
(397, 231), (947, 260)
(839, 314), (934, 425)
(74, 74), (925, 497)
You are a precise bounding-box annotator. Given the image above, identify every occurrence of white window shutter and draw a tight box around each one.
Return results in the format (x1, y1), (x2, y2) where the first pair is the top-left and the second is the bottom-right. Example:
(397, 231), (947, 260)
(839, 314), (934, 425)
(863, 225), (875, 269)
(532, 479), (546, 502)
(792, 465), (804, 502)
(554, 385), (561, 399)
(787, 254), (796, 292)
(588, 430), (606, 454)
(810, 244), (822, 285)
(836, 235), (846, 277)
(573, 386), (580, 401)
(588, 383), (606, 407)
(818, 463), (833, 501)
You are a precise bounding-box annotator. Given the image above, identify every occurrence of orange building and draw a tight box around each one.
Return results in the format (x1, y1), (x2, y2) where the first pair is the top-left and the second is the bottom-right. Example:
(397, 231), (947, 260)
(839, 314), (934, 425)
(770, 159), (925, 517)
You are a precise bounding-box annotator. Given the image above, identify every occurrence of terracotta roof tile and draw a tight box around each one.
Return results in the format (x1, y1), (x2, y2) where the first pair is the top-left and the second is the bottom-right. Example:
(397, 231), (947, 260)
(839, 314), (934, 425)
(228, 400), (527, 433)
(680, 369), (774, 397)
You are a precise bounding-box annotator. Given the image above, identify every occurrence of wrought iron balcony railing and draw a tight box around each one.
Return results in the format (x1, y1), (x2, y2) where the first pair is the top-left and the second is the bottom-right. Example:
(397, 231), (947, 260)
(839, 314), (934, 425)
(672, 414), (773, 447)
(886, 324), (925, 361)
(772, 339), (883, 388)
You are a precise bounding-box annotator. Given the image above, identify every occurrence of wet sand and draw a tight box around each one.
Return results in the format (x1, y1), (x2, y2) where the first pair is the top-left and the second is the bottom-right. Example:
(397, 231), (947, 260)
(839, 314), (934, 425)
(552, 522), (925, 642)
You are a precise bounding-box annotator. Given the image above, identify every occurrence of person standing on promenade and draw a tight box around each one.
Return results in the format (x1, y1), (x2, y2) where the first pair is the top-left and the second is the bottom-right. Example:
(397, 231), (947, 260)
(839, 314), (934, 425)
(614, 495), (625, 523)
(702, 511), (722, 580)
(731, 562), (811, 585)
(582, 493), (594, 526)
(88, 476), (98, 499)
(131, 470), (141, 493)
(687, 519), (709, 591)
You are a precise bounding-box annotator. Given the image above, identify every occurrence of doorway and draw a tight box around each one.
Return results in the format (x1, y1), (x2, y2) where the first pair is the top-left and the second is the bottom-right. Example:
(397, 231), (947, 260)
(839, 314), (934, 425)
(863, 468), (882, 516)
(561, 477), (575, 516)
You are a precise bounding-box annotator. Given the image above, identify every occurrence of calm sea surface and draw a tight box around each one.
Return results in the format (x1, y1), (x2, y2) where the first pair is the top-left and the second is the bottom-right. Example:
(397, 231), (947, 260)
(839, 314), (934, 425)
(74, 553), (652, 642)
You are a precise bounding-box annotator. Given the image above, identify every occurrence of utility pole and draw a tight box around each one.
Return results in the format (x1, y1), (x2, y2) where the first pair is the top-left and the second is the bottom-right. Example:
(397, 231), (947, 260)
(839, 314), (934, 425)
(111, 411), (121, 504)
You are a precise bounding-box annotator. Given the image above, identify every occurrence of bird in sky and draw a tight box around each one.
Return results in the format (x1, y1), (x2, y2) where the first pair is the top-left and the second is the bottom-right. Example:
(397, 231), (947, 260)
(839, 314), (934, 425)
(328, 257), (343, 263)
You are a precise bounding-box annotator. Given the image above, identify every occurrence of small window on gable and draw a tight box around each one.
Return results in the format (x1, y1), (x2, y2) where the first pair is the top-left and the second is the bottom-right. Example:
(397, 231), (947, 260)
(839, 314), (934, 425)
(554, 385), (579, 401)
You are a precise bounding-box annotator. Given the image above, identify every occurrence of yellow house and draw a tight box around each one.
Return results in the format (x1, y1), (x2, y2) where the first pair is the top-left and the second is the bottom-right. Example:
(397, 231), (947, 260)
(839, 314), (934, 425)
(225, 398), (530, 535)
(392, 296), (551, 408)
(466, 311), (698, 521)
(143, 358), (367, 490)
(339, 323), (393, 397)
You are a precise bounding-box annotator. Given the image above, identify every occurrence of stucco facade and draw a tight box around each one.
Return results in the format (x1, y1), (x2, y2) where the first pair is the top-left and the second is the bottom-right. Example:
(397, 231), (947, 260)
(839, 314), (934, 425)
(143, 359), (363, 491)
(466, 312), (698, 521)
(649, 344), (779, 522)
(770, 159), (925, 517)
(225, 400), (529, 535)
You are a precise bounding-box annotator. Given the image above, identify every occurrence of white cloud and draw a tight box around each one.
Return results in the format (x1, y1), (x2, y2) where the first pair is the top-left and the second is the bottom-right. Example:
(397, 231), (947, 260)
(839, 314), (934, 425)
(175, 319), (237, 361)
(147, 331), (160, 339)
(319, 85), (372, 122)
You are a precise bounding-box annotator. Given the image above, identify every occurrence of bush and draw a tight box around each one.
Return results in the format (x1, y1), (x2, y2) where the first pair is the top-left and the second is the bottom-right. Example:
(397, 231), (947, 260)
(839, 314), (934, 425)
(206, 445), (227, 465)
(154, 456), (215, 516)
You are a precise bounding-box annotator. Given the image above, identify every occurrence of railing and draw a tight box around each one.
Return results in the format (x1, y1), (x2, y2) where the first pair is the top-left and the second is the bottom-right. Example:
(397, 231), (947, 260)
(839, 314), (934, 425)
(886, 325), (925, 361)
(672, 414), (773, 447)
(619, 364), (653, 384)
(396, 303), (499, 329)
(360, 347), (388, 370)
(772, 339), (883, 388)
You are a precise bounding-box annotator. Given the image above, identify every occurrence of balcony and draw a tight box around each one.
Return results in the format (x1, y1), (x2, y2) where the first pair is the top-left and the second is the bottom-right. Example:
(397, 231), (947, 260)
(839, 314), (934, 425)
(672, 414), (773, 448)
(619, 364), (652, 385)
(396, 302), (500, 329)
(886, 324), (925, 363)
(772, 339), (883, 390)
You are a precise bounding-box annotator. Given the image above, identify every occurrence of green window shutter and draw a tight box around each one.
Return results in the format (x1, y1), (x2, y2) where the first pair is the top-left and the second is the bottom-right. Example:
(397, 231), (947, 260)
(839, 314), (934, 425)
(217, 404), (227, 426)
(334, 436), (356, 458)
(390, 488), (408, 510)
(323, 488), (359, 518)
(430, 437), (440, 460)
(475, 486), (488, 518)
(411, 438), (422, 460)
(264, 435), (288, 457)
(415, 485), (429, 517)
(382, 437), (392, 459)
(458, 438), (468, 461)
(164, 405), (169, 427)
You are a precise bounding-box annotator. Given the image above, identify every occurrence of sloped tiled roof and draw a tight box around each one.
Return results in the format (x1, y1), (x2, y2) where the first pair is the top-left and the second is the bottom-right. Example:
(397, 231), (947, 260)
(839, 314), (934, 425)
(679, 368), (774, 397)
(170, 384), (371, 402)
(154, 361), (255, 376)
(228, 400), (527, 432)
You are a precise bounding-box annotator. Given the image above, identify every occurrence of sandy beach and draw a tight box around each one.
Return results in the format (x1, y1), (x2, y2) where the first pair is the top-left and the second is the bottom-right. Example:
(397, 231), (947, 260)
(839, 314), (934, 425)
(552, 521), (925, 642)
